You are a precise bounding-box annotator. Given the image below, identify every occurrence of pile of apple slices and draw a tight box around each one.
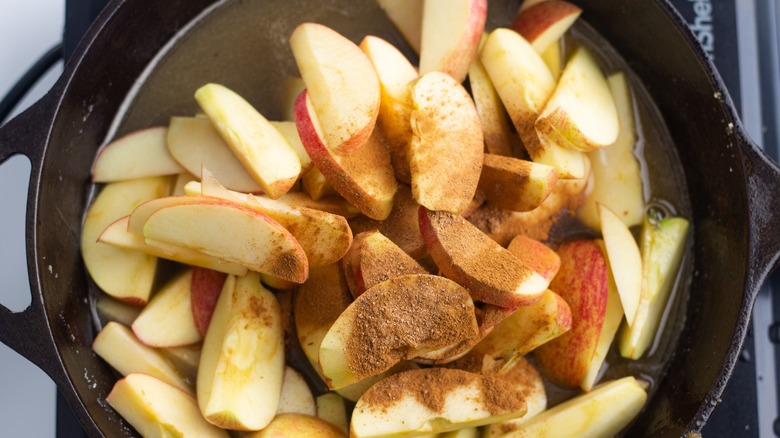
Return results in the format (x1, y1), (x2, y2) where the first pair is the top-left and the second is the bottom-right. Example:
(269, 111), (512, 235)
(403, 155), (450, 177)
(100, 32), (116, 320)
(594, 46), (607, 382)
(81, 0), (692, 436)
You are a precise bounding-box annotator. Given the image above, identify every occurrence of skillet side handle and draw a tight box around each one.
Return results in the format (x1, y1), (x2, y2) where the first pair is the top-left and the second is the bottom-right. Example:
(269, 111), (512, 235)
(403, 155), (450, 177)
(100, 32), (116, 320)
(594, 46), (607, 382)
(0, 95), (67, 384)
(744, 137), (780, 288)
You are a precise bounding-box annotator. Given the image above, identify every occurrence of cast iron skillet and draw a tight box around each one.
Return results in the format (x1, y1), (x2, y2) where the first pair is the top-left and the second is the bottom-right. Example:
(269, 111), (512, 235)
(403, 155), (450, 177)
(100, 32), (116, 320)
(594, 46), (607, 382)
(0, 0), (779, 436)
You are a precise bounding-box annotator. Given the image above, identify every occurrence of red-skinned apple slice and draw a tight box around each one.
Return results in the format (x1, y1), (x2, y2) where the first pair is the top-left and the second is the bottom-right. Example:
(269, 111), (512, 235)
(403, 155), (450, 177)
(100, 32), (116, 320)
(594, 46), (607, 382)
(512, 0), (582, 53)
(290, 23), (380, 153)
(195, 83), (301, 198)
(190, 267), (227, 336)
(599, 203), (642, 325)
(419, 208), (549, 308)
(82, 176), (171, 304)
(535, 240), (609, 388)
(477, 154), (558, 212)
(409, 72), (484, 214)
(106, 374), (228, 438)
(376, 0), (423, 54)
(319, 274), (478, 389)
(141, 200), (308, 283)
(167, 116), (263, 193)
(507, 234), (561, 283)
(347, 231), (427, 297)
(92, 127), (185, 182)
(419, 0), (487, 83)
(132, 269), (201, 348)
(535, 47), (619, 152)
(360, 35), (418, 183)
(295, 90), (397, 220)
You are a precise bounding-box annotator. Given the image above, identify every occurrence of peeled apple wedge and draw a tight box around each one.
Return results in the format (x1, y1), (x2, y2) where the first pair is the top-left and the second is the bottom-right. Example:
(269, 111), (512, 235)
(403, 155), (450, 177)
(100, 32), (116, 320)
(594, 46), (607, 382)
(92, 126), (185, 182)
(620, 216), (689, 359)
(195, 83), (301, 198)
(106, 373), (228, 438)
(197, 273), (285, 430)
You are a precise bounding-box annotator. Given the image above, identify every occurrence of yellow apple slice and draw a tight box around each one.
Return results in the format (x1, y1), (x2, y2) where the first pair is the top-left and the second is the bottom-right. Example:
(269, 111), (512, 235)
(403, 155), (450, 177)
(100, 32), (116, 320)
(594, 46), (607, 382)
(477, 154), (558, 212)
(578, 72), (645, 230)
(131, 269), (201, 348)
(246, 413), (346, 438)
(410, 72), (484, 214)
(98, 216), (248, 276)
(270, 120), (313, 174)
(502, 377), (647, 437)
(278, 367), (316, 416)
(142, 199), (308, 283)
(92, 322), (190, 393)
(376, 0), (423, 54)
(360, 35), (418, 184)
(620, 216), (689, 359)
(295, 90), (398, 220)
(106, 373), (228, 438)
(536, 47), (619, 152)
(195, 83), (301, 198)
(82, 176), (171, 304)
(197, 273), (285, 430)
(290, 23), (380, 153)
(319, 274), (478, 389)
(351, 368), (526, 438)
(599, 203), (642, 325)
(469, 41), (516, 157)
(317, 393), (349, 434)
(92, 127), (185, 182)
(512, 0), (582, 53)
(419, 0), (487, 83)
(166, 116), (263, 193)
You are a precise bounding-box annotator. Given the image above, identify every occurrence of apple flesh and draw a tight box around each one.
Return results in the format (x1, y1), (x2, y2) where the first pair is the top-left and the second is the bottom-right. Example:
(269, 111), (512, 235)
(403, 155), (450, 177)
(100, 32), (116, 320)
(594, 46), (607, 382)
(541, 39), (563, 79)
(295, 90), (398, 220)
(195, 83), (301, 198)
(350, 368), (526, 438)
(316, 393), (349, 434)
(302, 166), (338, 200)
(272, 192), (359, 219)
(190, 267), (228, 336)
(347, 231), (427, 297)
(512, 0), (582, 54)
(245, 413), (346, 438)
(419, 208), (549, 308)
(534, 240), (608, 388)
(132, 269), (201, 348)
(419, 0), (487, 83)
(290, 22), (380, 153)
(95, 294), (141, 327)
(409, 72), (484, 214)
(166, 116), (263, 193)
(477, 154), (558, 212)
(277, 367), (316, 416)
(599, 203), (642, 325)
(376, 0), (423, 54)
(92, 126), (185, 182)
(319, 274), (478, 389)
(270, 120), (313, 174)
(106, 373), (228, 438)
(161, 345), (202, 382)
(197, 273), (285, 430)
(469, 45), (516, 157)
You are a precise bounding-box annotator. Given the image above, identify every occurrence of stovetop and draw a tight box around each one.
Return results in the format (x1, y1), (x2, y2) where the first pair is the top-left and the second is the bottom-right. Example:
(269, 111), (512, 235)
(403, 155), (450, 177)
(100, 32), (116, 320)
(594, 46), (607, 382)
(1, 0), (779, 437)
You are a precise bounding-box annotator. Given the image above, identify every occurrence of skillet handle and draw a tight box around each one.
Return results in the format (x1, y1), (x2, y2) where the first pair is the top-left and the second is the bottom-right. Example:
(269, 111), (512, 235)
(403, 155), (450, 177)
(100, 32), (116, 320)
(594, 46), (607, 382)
(0, 94), (68, 384)
(744, 136), (780, 288)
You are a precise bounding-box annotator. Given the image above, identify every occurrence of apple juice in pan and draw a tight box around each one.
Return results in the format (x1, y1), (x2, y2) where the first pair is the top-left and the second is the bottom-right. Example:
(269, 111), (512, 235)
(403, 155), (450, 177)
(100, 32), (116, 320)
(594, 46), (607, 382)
(88, 0), (693, 429)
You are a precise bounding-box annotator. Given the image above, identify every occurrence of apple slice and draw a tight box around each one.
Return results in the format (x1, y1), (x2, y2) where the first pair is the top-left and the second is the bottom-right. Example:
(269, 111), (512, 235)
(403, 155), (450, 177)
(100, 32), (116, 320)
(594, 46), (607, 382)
(92, 127), (185, 182)
(497, 377), (647, 437)
(302, 167), (337, 200)
(471, 289), (571, 359)
(409, 72), (484, 214)
(319, 274), (478, 389)
(295, 90), (397, 220)
(440, 428), (478, 438)
(469, 45), (515, 157)
(350, 368), (526, 438)
(106, 374), (228, 438)
(167, 116), (263, 193)
(526, 125), (587, 179)
(190, 267), (227, 336)
(260, 273), (297, 290)
(578, 72), (645, 230)
(507, 235), (561, 283)
(541, 39), (563, 79)
(620, 216), (689, 359)
(512, 0), (582, 53)
(93, 322), (190, 393)
(518, 0), (547, 12)
(142, 199), (308, 283)
(290, 23), (380, 153)
(270, 120), (313, 174)
(478, 154), (558, 212)
(599, 203), (642, 325)
(419, 0), (487, 83)
(245, 414), (346, 438)
(195, 83), (301, 198)
(281, 76), (306, 122)
(376, 0), (423, 53)
(131, 269), (201, 348)
(419, 208), (549, 308)
(278, 367), (316, 416)
(172, 172), (197, 196)
(317, 393), (349, 434)
(347, 231), (428, 297)
(82, 176), (171, 304)
(197, 273), (285, 430)
(535, 47), (619, 152)
(360, 35), (418, 184)
(161, 345), (201, 382)
(95, 294), (142, 327)
(272, 192), (360, 219)
(535, 240), (608, 388)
